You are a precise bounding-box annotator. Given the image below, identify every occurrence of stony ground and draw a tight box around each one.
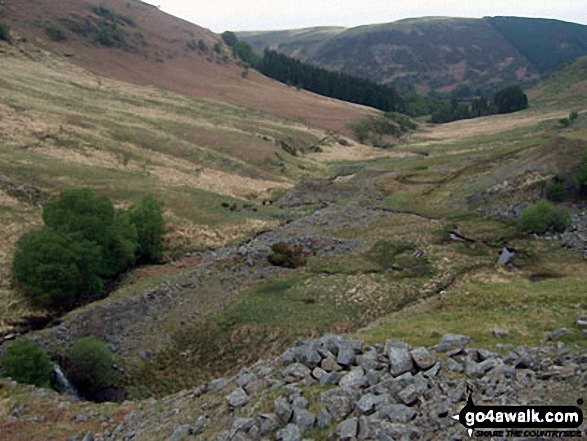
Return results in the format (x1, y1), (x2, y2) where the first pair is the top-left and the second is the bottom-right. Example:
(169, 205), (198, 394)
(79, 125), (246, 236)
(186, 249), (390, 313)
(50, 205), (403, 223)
(4, 333), (585, 441)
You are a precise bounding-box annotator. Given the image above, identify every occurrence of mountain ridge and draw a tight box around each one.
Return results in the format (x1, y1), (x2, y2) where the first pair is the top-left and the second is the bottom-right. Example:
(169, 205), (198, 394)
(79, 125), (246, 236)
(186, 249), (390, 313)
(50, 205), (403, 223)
(238, 16), (587, 94)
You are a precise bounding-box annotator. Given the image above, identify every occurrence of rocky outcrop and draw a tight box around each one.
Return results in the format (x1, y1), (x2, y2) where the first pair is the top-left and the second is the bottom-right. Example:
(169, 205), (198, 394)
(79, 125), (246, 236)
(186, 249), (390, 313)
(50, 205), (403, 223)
(562, 213), (587, 258)
(77, 334), (586, 440)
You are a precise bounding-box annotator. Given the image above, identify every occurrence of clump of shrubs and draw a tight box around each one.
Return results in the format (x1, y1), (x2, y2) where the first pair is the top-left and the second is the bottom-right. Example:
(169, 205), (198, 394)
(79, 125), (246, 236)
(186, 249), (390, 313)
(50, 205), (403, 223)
(268, 242), (307, 268)
(12, 189), (165, 310)
(1, 339), (53, 388)
(517, 200), (570, 233)
(67, 337), (114, 396)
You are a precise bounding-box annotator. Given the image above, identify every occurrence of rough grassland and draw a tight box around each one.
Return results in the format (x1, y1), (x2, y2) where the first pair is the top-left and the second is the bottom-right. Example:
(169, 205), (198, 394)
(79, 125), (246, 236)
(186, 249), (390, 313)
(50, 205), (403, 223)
(0, 39), (366, 334)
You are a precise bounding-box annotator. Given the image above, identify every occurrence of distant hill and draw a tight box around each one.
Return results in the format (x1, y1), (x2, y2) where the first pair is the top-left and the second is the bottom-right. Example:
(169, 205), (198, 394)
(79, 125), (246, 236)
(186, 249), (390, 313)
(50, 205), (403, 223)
(239, 17), (587, 94)
(2, 0), (369, 134)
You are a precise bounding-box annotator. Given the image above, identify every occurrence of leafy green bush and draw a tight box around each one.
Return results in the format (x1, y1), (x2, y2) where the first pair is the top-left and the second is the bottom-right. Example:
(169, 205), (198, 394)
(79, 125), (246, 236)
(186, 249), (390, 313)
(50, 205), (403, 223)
(12, 228), (103, 309)
(0, 23), (11, 42)
(127, 195), (165, 262)
(518, 200), (570, 233)
(67, 338), (114, 395)
(43, 188), (136, 277)
(45, 23), (67, 42)
(13, 189), (164, 310)
(1, 339), (52, 387)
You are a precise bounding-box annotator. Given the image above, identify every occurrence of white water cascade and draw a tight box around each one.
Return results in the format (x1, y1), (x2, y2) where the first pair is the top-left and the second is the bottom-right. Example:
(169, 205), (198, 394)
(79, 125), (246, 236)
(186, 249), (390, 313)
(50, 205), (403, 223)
(52, 364), (79, 399)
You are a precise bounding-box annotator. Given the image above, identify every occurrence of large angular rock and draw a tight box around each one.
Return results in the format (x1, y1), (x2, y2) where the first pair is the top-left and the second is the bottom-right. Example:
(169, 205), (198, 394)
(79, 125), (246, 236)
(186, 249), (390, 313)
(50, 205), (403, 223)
(258, 413), (280, 436)
(357, 350), (382, 371)
(321, 356), (343, 372)
(169, 425), (190, 441)
(398, 375), (429, 406)
(292, 341), (322, 369)
(321, 387), (358, 422)
(317, 334), (342, 355)
(337, 347), (357, 367)
(236, 371), (257, 388)
(376, 404), (416, 423)
(282, 363), (311, 380)
(437, 334), (470, 353)
(316, 409), (332, 429)
(358, 419), (396, 441)
(465, 358), (498, 378)
(275, 397), (293, 423)
(385, 341), (413, 377)
(356, 393), (387, 415)
(410, 347), (436, 371)
(337, 417), (358, 440)
(339, 366), (366, 388)
(226, 388), (249, 408)
(231, 418), (255, 434)
(293, 408), (315, 432)
(276, 424), (302, 441)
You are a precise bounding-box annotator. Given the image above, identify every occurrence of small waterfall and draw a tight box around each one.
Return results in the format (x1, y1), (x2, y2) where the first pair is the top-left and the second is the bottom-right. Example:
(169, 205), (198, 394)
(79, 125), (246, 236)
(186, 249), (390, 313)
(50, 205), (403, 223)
(51, 364), (79, 399)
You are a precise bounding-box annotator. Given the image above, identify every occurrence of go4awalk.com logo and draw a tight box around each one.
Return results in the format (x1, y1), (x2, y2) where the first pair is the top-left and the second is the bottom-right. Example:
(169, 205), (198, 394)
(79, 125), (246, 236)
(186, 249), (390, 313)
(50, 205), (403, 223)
(453, 391), (584, 438)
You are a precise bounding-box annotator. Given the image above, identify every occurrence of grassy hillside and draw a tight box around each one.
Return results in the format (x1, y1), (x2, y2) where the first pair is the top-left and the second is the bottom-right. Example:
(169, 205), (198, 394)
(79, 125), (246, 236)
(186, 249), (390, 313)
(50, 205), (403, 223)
(239, 16), (587, 94)
(0, 38), (391, 336)
(0, 13), (586, 441)
(2, 0), (369, 135)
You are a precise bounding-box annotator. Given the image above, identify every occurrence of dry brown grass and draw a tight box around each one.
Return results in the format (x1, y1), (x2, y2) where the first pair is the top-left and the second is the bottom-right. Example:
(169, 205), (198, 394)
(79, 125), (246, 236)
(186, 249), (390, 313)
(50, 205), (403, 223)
(410, 110), (567, 147)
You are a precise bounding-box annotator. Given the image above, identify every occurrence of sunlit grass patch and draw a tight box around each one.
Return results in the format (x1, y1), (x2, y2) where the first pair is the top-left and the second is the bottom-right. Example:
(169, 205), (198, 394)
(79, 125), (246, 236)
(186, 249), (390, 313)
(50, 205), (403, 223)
(359, 275), (587, 350)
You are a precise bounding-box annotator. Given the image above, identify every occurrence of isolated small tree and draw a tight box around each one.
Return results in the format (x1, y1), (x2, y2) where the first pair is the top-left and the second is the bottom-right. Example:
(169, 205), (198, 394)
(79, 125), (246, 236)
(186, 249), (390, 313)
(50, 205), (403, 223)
(68, 337), (114, 395)
(1, 339), (52, 388)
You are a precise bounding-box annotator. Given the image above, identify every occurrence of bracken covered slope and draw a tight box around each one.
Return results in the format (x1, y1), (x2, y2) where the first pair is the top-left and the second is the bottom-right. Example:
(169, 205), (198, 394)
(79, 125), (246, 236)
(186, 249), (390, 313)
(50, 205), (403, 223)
(1, 0), (369, 134)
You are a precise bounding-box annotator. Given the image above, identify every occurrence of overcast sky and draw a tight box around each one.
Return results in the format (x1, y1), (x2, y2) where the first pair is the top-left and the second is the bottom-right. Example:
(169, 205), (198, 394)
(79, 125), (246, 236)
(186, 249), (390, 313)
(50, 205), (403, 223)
(141, 0), (587, 33)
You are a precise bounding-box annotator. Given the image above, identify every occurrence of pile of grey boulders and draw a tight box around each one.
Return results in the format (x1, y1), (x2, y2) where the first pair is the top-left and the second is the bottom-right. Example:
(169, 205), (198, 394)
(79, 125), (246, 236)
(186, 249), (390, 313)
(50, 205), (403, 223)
(562, 213), (587, 258)
(90, 334), (586, 441)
